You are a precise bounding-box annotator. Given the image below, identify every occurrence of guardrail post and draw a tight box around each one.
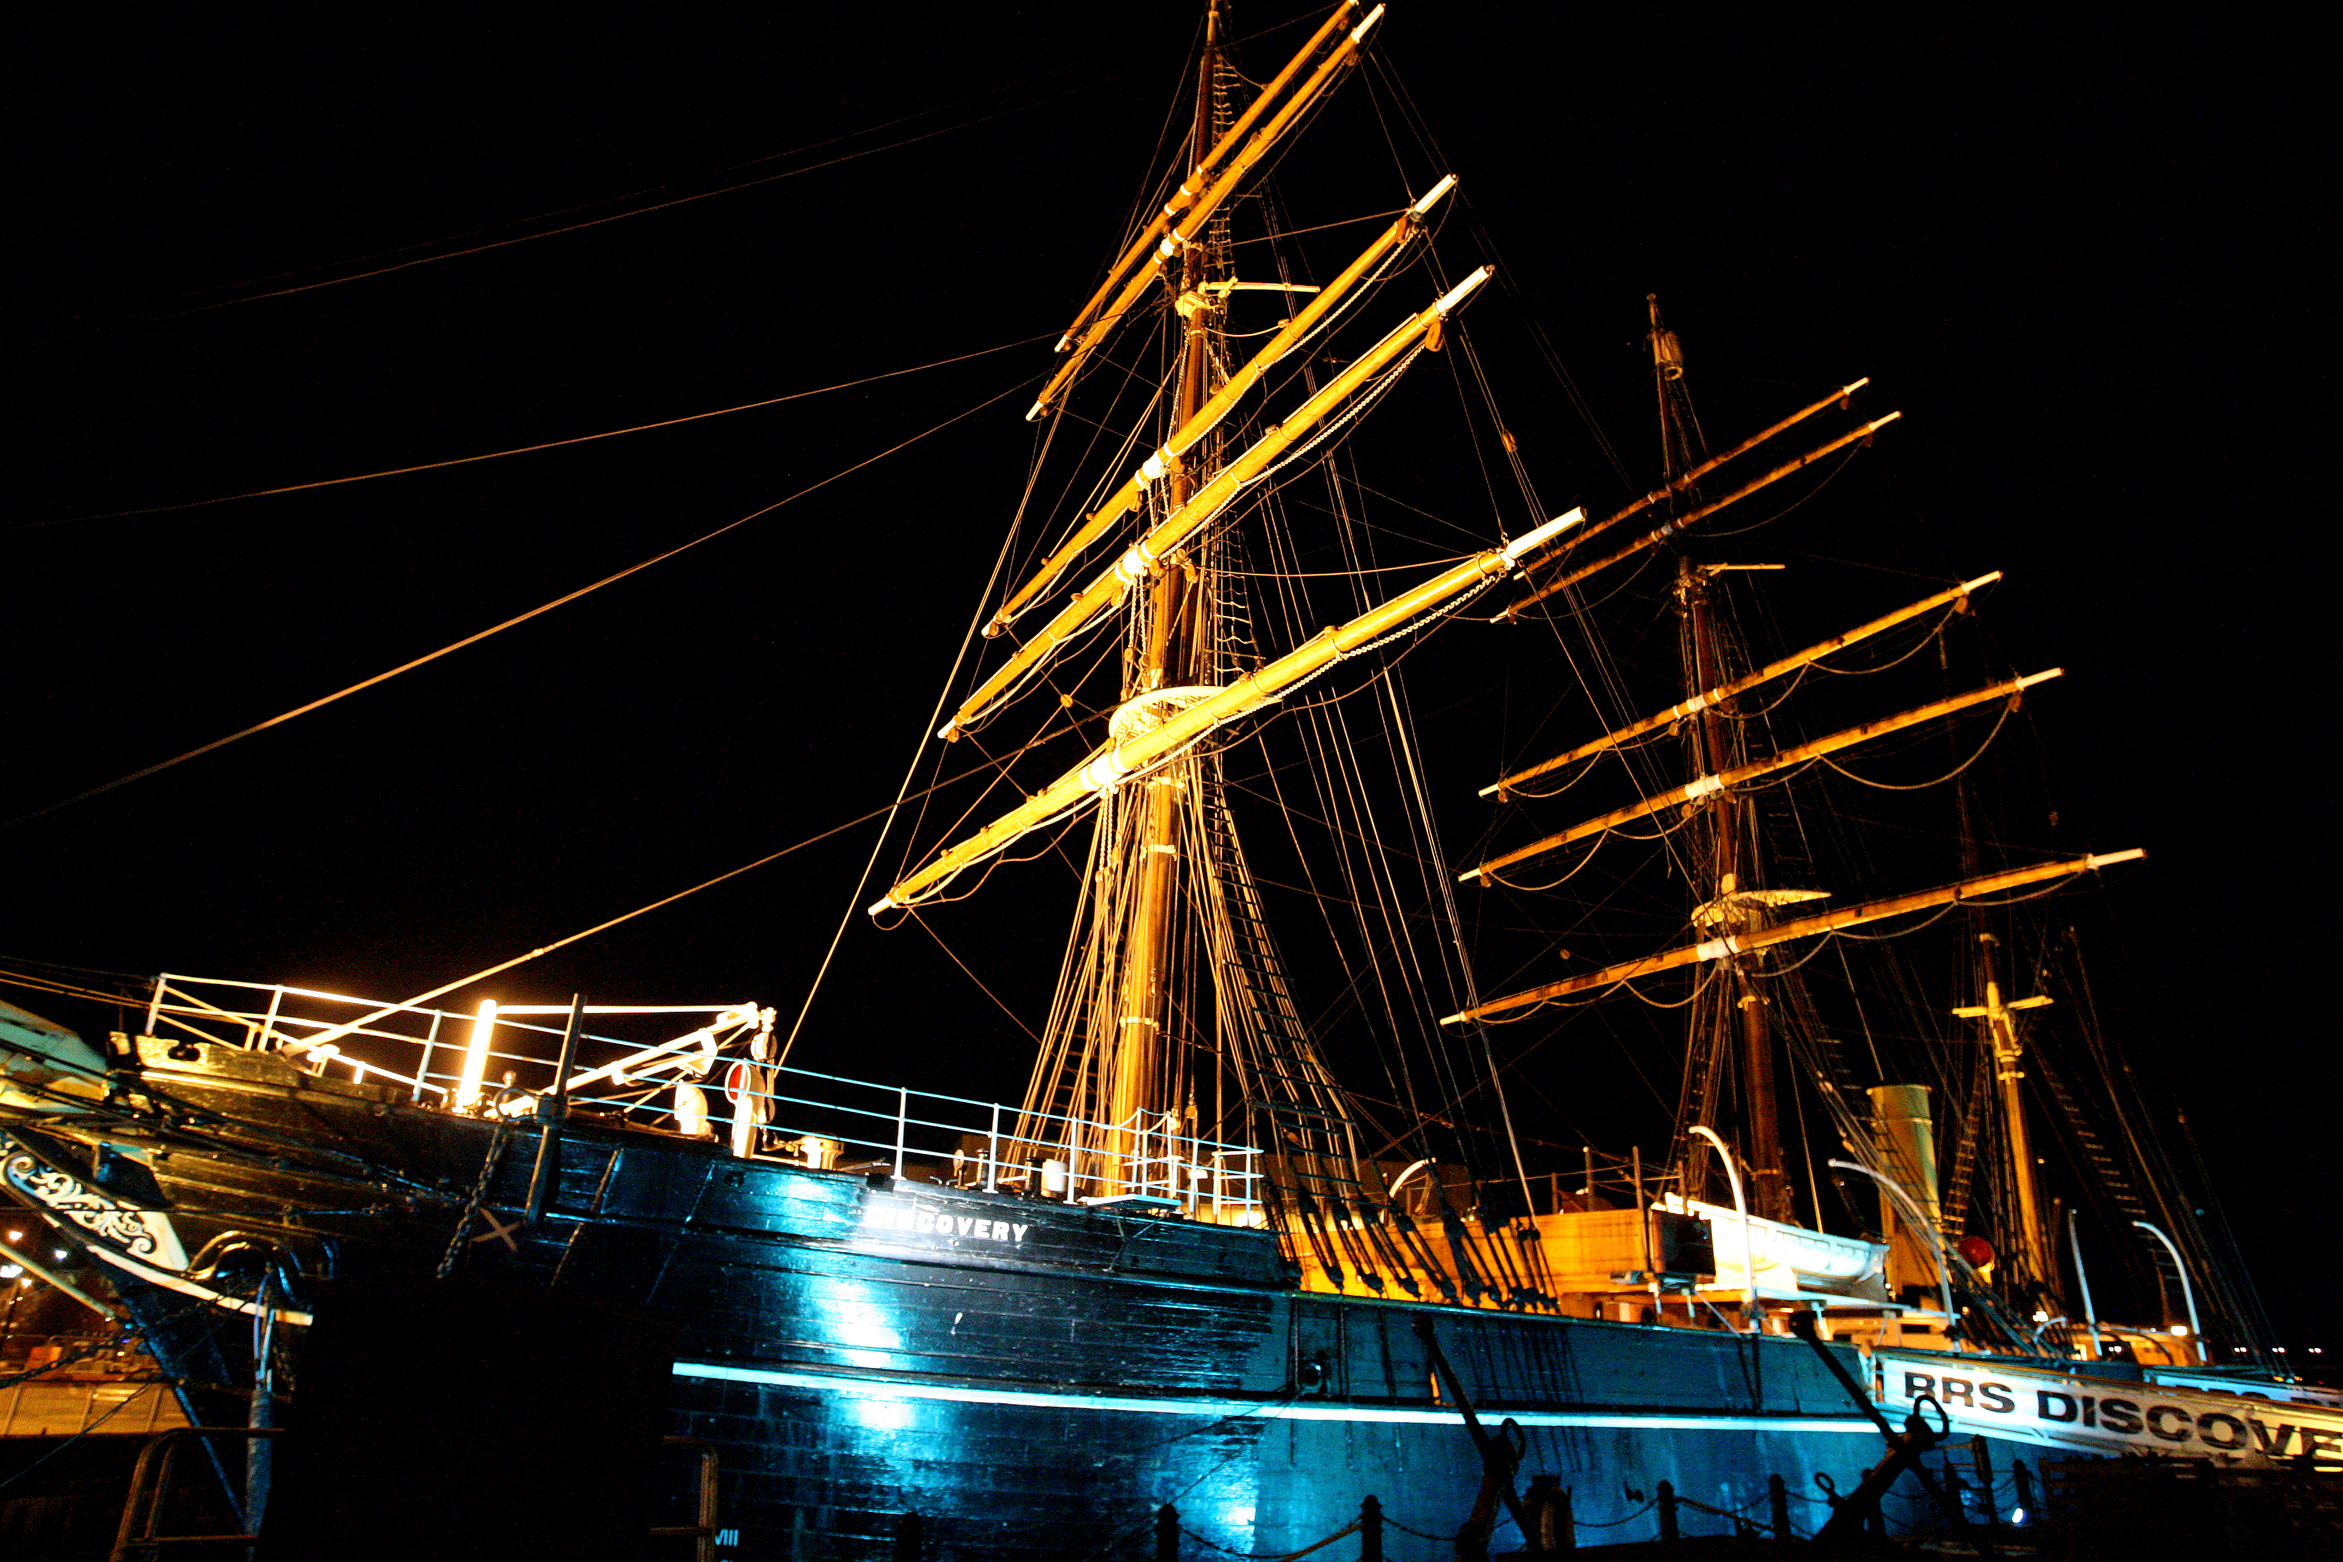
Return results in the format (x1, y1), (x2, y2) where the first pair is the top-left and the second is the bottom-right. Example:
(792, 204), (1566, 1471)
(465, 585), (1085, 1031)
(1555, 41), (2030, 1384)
(1768, 1473), (1788, 1540)
(894, 1509), (924, 1562)
(1656, 1480), (1677, 1542)
(1359, 1495), (1382, 1562)
(2011, 1458), (2034, 1523)
(415, 1010), (444, 1102)
(986, 1102), (1000, 1193)
(1155, 1501), (1180, 1562)
(894, 1086), (909, 1178)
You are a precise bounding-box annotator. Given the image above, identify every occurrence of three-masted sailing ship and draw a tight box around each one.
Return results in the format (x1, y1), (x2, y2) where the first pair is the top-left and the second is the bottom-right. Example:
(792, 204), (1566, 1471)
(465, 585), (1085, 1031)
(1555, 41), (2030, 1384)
(5, 4), (2332, 1556)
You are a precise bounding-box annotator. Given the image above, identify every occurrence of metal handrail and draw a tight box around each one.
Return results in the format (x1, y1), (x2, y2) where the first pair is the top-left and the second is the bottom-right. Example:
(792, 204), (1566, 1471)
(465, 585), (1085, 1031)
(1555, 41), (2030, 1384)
(110, 1425), (280, 1561)
(134, 972), (1273, 1215)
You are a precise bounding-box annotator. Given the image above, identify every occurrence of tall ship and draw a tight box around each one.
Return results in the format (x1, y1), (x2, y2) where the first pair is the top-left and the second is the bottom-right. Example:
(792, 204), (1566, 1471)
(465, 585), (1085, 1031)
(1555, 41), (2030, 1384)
(5, 5), (2333, 1556)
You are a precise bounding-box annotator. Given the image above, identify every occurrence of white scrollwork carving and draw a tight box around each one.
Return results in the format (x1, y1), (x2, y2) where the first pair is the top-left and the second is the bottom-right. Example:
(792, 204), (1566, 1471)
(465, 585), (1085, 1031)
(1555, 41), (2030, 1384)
(2, 1149), (188, 1272)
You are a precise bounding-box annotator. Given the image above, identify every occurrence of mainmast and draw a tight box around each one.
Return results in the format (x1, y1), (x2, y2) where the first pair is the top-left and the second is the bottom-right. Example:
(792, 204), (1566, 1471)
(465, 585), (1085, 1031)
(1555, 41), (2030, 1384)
(1653, 297), (1789, 1223)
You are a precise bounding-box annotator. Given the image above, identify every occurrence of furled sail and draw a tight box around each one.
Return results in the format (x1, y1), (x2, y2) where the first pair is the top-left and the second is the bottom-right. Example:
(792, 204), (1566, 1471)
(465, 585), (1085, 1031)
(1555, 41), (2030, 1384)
(878, 509), (1582, 911)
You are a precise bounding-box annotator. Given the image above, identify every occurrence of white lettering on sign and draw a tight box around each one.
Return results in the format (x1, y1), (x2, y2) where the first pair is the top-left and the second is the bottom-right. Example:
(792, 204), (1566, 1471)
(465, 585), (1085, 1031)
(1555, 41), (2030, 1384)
(1881, 1360), (2343, 1463)
(860, 1196), (1030, 1247)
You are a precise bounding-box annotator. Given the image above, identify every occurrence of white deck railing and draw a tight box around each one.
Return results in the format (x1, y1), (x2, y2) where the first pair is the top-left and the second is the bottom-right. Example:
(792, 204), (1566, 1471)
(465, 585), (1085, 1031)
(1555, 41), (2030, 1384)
(136, 973), (1265, 1220)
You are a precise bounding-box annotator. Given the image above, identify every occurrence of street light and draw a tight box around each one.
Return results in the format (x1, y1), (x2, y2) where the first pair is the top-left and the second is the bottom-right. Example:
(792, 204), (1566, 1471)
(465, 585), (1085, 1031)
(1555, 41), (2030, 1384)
(1688, 1126), (1759, 1331)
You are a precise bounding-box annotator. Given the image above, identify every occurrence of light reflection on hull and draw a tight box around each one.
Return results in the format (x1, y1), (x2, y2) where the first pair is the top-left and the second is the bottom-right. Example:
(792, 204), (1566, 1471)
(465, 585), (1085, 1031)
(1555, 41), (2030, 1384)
(6, 1078), (2007, 1559)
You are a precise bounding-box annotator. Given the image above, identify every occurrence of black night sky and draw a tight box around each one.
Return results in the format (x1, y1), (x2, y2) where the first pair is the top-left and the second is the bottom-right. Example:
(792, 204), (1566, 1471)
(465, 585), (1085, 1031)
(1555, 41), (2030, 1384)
(11, 8), (2331, 1367)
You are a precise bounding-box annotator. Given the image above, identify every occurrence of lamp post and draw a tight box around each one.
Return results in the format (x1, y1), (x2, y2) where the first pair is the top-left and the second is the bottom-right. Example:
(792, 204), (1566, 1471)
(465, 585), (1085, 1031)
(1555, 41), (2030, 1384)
(1829, 1158), (1957, 1338)
(1688, 1126), (1758, 1330)
(2130, 1219), (2200, 1362)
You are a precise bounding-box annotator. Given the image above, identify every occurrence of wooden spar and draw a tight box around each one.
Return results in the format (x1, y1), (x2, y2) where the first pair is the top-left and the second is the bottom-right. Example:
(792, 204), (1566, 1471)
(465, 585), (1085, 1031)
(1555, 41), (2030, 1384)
(1504, 378), (1871, 606)
(1045, 2), (1361, 359)
(1027, 4), (1386, 423)
(986, 176), (1456, 638)
(1504, 413), (1902, 618)
(875, 510), (1583, 912)
(1460, 668), (2061, 885)
(942, 268), (1492, 740)
(1481, 572), (2004, 797)
(1439, 849), (2145, 1026)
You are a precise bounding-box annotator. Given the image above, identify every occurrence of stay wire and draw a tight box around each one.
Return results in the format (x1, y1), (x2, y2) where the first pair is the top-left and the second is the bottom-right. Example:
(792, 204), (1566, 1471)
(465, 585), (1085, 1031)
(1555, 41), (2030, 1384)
(37, 63), (1130, 342)
(5, 376), (1033, 831)
(776, 386), (1066, 1068)
(22, 331), (1053, 531)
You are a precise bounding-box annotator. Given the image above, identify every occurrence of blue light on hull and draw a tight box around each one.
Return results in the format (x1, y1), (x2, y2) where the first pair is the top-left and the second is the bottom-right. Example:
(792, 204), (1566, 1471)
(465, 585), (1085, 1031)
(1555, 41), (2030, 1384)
(674, 1359), (1881, 1434)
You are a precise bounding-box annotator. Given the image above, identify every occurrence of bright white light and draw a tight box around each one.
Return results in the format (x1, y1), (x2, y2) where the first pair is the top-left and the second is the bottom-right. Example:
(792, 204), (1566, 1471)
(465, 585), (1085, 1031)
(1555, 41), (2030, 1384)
(2032, 1310), (2050, 1323)
(851, 1397), (914, 1431)
(2010, 1507), (2027, 1525)
(0, 1265), (20, 1278)
(2172, 1324), (2190, 1336)
(52, 1250), (66, 1261)
(5, 1230), (21, 1242)
(455, 999), (498, 1112)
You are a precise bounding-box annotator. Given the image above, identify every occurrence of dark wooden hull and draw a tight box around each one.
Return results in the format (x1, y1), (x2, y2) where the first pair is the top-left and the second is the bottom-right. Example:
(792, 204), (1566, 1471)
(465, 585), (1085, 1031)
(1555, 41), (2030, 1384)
(4, 1045), (1975, 1557)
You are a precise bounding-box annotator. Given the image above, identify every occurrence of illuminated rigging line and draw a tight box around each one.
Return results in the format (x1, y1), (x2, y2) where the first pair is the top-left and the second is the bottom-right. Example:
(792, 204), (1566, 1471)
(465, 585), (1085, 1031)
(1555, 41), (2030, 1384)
(1819, 697), (2018, 790)
(25, 332), (1054, 530)
(272, 754), (1069, 1059)
(5, 377), (1034, 831)
(909, 915), (1044, 1045)
(39, 68), (1131, 339)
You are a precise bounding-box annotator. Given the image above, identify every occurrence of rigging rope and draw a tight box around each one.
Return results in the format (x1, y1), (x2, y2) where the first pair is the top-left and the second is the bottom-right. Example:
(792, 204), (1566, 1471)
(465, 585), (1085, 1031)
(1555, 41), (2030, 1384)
(6, 377), (1034, 831)
(26, 333), (1052, 530)
(41, 65), (1132, 340)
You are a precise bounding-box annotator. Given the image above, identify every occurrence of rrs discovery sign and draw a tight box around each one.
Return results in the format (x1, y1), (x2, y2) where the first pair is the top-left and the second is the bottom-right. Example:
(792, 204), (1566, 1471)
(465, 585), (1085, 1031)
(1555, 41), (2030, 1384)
(1877, 1351), (2343, 1464)
(860, 1192), (1032, 1250)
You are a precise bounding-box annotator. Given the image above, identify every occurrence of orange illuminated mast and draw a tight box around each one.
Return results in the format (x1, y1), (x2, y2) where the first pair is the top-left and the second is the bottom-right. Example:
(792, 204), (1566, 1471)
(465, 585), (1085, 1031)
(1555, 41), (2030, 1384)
(1440, 851), (2144, 1027)
(1482, 573), (2004, 799)
(1025, 1), (1386, 424)
(1505, 398), (1900, 620)
(1952, 934), (2056, 1288)
(1459, 668), (2062, 886)
(986, 174), (1457, 641)
(943, 266), (1490, 740)
(878, 512), (1585, 913)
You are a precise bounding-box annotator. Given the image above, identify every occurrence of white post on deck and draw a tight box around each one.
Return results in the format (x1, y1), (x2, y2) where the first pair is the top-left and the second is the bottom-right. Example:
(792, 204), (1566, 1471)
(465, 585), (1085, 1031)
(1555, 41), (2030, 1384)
(985, 1103), (1000, 1194)
(414, 1010), (444, 1103)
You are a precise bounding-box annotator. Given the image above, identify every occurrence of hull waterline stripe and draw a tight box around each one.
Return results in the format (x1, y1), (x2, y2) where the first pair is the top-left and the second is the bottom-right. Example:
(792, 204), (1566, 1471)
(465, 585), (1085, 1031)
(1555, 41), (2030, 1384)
(673, 1361), (1879, 1433)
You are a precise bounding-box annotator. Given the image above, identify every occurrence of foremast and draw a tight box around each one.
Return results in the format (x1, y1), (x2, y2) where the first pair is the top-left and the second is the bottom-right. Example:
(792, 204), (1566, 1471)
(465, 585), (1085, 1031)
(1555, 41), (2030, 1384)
(874, 2), (1517, 1215)
(1103, 6), (1230, 1189)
